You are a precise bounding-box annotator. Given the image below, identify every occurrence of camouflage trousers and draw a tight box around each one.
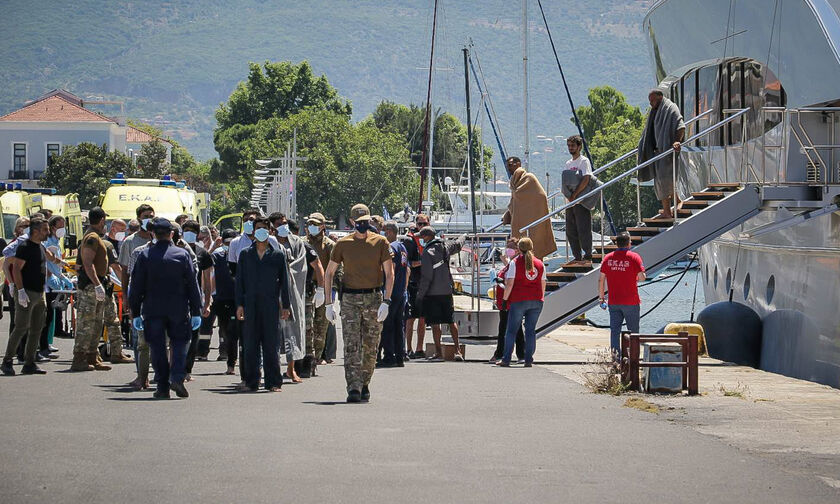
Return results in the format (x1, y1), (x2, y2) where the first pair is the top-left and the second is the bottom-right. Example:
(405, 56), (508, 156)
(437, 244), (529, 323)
(305, 295), (329, 360)
(73, 285), (122, 354)
(340, 291), (382, 392)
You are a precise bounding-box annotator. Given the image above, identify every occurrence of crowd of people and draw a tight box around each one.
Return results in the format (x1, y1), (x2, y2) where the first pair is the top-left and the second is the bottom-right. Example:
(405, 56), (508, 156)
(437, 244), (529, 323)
(0, 88), (673, 395)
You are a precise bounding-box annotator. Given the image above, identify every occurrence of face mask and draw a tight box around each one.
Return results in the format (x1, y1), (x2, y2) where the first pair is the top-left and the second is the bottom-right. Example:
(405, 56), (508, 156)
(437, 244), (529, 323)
(141, 218), (151, 231)
(115, 231), (126, 241)
(505, 248), (517, 258)
(276, 224), (289, 237)
(222, 245), (230, 253)
(24, 227), (30, 236)
(307, 225), (321, 236)
(254, 228), (270, 242)
(243, 220), (254, 235)
(55, 228), (66, 239)
(183, 231), (197, 244)
(355, 222), (370, 234)
(418, 238), (426, 248)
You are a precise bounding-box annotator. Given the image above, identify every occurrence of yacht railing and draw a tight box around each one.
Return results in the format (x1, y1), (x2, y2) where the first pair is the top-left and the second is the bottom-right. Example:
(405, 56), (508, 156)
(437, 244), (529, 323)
(520, 108), (751, 249)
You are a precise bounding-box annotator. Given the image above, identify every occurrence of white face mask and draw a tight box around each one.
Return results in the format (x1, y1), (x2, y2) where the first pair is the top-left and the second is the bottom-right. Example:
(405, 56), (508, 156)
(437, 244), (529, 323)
(276, 224), (290, 237)
(115, 231), (126, 241)
(307, 224), (321, 236)
(55, 227), (67, 239)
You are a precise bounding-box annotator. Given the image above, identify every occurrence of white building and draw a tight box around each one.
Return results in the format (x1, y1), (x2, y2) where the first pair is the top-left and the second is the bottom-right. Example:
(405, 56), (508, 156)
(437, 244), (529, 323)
(0, 89), (172, 185)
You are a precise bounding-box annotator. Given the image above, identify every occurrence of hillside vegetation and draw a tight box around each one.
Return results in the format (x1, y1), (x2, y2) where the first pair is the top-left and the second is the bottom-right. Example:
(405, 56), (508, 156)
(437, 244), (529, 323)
(0, 0), (653, 164)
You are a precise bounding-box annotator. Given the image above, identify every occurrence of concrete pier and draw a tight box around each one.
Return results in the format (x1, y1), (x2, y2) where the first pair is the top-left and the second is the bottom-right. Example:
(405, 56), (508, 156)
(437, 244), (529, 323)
(1, 315), (838, 503)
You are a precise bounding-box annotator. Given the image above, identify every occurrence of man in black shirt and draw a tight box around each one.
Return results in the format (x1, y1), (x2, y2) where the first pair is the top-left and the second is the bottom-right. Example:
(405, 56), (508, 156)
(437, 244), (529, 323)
(402, 214), (429, 359)
(2, 217), (49, 375)
(182, 220), (214, 373)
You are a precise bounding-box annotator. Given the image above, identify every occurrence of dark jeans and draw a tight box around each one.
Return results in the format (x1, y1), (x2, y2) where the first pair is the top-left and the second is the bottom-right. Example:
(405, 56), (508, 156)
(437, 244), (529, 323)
(565, 205), (593, 261)
(212, 299), (238, 367)
(503, 300), (543, 364)
(197, 310), (215, 358)
(494, 309), (525, 360)
(609, 304), (640, 357)
(380, 295), (406, 362)
(144, 315), (191, 393)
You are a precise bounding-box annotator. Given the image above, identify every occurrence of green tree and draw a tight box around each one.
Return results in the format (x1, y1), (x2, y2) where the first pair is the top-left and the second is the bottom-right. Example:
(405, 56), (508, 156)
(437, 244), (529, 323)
(40, 143), (133, 207)
(371, 101), (493, 209)
(573, 86), (655, 229)
(222, 107), (416, 222)
(573, 86), (644, 148)
(135, 139), (169, 178)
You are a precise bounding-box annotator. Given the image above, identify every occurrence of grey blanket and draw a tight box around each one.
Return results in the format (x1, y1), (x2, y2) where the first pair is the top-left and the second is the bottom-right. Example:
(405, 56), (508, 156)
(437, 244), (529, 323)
(279, 234), (307, 362)
(637, 97), (685, 199)
(561, 170), (602, 211)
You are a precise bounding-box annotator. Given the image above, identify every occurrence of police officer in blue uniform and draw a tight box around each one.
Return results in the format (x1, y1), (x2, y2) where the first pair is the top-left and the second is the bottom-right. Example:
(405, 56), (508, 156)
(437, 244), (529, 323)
(128, 218), (202, 399)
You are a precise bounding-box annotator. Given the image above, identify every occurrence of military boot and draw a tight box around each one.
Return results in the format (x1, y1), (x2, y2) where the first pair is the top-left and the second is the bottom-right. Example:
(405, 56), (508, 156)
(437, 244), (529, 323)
(70, 352), (94, 372)
(110, 345), (135, 364)
(88, 352), (112, 371)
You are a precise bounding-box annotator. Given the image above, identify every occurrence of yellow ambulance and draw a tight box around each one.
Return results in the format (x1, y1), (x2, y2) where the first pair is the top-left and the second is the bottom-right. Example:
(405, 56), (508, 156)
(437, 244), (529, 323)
(99, 174), (210, 225)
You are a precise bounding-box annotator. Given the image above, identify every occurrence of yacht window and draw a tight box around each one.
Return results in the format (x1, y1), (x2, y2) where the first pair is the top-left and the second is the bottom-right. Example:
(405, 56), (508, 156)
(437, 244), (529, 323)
(766, 275), (775, 304)
(743, 273), (751, 300)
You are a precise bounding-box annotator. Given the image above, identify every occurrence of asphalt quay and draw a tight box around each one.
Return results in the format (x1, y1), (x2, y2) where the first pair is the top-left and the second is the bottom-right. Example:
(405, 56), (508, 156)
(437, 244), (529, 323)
(0, 315), (838, 503)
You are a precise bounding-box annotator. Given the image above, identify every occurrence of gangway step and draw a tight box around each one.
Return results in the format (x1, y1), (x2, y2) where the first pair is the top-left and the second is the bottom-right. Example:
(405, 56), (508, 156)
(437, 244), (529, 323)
(641, 217), (676, 227)
(546, 281), (562, 292)
(681, 200), (710, 209)
(707, 183), (741, 191)
(559, 261), (594, 273)
(548, 271), (579, 282)
(691, 191), (726, 200)
(626, 227), (662, 236)
(609, 235), (645, 245)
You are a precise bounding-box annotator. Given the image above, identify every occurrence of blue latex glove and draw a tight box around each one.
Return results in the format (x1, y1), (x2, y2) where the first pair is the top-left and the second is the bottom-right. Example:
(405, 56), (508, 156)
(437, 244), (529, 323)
(132, 317), (144, 331)
(191, 315), (202, 331)
(61, 275), (74, 290)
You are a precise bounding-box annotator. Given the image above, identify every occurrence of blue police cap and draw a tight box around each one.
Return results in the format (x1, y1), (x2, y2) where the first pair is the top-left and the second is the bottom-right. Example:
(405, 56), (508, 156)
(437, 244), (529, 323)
(152, 217), (174, 232)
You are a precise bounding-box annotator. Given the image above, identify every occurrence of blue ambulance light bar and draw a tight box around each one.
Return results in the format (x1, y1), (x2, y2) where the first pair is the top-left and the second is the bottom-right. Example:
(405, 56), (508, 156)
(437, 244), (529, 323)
(107, 173), (178, 187)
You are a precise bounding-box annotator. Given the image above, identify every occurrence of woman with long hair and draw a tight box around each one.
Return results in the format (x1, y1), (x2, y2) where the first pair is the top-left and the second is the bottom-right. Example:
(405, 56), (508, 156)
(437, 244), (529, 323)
(498, 237), (546, 367)
(490, 237), (525, 363)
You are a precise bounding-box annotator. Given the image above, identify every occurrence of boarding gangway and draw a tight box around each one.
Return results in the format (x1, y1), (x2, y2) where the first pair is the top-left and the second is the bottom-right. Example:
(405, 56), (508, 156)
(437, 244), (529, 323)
(517, 107), (830, 337)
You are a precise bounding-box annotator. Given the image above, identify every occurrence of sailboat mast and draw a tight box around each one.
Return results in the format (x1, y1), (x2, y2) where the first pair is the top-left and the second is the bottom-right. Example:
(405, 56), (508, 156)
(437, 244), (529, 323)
(522, 0), (530, 168)
(418, 0), (439, 213)
(463, 46), (476, 234)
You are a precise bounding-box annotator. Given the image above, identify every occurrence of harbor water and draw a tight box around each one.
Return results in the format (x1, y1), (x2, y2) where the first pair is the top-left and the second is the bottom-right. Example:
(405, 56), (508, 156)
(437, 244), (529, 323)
(585, 267), (706, 333)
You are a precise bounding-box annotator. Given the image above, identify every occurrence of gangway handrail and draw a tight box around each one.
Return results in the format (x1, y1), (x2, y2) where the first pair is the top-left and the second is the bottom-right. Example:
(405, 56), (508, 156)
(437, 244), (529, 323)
(520, 108), (750, 234)
(544, 109), (714, 202)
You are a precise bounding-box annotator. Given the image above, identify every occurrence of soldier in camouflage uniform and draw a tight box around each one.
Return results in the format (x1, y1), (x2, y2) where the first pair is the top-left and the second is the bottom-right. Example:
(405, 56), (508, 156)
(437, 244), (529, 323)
(304, 212), (337, 372)
(325, 204), (394, 403)
(102, 237), (133, 364)
(72, 207), (114, 372)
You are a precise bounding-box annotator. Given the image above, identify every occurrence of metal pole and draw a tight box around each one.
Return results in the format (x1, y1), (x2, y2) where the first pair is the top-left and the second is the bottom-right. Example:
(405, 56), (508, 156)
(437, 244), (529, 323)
(463, 47), (477, 236)
(522, 0), (530, 168)
(636, 181), (641, 226)
(672, 151), (678, 222)
(417, 0), (439, 213)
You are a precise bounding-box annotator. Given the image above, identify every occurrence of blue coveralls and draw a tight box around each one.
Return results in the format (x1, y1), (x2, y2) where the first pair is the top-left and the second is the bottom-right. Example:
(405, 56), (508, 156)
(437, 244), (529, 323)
(129, 240), (202, 394)
(235, 242), (291, 390)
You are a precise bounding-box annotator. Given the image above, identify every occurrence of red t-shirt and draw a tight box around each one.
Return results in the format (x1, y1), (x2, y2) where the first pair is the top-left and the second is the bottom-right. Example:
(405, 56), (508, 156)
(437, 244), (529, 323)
(601, 249), (645, 305)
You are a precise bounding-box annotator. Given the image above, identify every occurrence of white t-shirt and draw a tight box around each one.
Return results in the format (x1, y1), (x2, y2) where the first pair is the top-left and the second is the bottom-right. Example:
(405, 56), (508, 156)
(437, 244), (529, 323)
(504, 259), (548, 281)
(565, 155), (592, 177)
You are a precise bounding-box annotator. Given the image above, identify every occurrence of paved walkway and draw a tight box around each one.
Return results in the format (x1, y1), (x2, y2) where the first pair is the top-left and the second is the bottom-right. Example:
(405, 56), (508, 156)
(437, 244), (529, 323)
(0, 316), (838, 503)
(541, 323), (840, 490)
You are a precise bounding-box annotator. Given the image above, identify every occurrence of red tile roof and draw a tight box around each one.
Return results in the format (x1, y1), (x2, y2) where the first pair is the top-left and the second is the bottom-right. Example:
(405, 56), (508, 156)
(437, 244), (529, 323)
(126, 126), (172, 145)
(0, 95), (116, 123)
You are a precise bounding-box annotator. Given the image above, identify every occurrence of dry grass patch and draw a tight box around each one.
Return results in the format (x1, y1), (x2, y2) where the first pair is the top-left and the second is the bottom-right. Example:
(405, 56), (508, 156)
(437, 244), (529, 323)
(623, 397), (660, 414)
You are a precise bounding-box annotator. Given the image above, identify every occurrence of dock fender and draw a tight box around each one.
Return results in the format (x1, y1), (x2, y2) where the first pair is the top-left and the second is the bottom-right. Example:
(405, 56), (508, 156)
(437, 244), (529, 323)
(697, 301), (762, 367)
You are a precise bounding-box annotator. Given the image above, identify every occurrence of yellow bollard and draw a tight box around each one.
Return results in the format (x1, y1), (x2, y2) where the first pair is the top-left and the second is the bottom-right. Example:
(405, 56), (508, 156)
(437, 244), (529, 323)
(664, 322), (707, 355)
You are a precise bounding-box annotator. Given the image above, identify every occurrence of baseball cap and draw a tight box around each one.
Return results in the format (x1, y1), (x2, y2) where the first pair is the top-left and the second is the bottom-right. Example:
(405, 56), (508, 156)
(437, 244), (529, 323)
(350, 203), (370, 221)
(307, 212), (326, 225)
